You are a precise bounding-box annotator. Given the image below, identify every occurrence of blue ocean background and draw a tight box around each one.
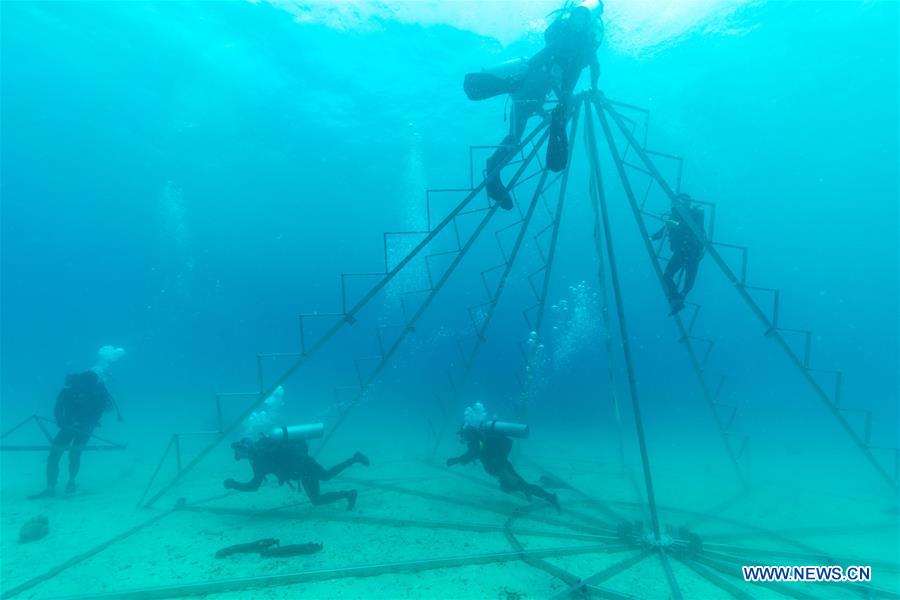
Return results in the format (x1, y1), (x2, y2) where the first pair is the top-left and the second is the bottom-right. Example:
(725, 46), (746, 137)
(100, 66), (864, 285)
(4, 0), (896, 442)
(1, 2), (898, 595)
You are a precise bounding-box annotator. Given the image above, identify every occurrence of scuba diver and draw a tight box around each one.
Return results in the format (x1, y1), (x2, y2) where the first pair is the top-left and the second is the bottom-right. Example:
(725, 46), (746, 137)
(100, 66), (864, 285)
(225, 425), (370, 511)
(465, 0), (603, 210)
(651, 194), (707, 315)
(446, 404), (560, 511)
(29, 371), (116, 499)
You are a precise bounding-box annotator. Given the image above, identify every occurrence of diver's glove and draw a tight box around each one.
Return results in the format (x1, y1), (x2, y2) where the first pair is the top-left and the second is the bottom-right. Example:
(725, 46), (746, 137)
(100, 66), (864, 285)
(223, 478), (237, 490)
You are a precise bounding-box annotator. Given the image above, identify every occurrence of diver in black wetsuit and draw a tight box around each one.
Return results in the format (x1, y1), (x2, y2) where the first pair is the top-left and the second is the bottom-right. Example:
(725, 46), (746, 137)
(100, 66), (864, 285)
(484, 2), (603, 209)
(224, 435), (369, 510)
(29, 371), (115, 499)
(651, 194), (707, 315)
(446, 425), (560, 511)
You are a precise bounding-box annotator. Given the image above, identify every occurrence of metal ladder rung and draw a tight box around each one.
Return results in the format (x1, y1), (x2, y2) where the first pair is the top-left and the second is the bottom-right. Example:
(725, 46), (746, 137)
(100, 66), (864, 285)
(777, 327), (813, 367)
(457, 205), (491, 217)
(807, 369), (843, 406)
(745, 285), (781, 327)
(353, 356), (383, 388)
(427, 188), (474, 230)
(480, 264), (507, 298)
(837, 408), (873, 445)
(299, 312), (345, 353)
(375, 325), (403, 356)
(341, 272), (387, 314)
(426, 250), (461, 288)
(623, 160), (652, 177)
(383, 230), (429, 270)
(713, 376), (727, 402)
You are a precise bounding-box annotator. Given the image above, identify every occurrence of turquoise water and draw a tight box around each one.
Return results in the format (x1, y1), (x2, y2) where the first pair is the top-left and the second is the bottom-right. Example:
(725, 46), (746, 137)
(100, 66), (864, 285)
(1, 1), (898, 598)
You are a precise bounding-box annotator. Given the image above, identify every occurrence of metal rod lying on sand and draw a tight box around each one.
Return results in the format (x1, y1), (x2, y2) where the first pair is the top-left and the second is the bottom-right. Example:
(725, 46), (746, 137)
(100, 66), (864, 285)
(519, 455), (629, 524)
(421, 459), (622, 533)
(179, 504), (617, 544)
(549, 549), (655, 600)
(657, 547), (684, 600)
(503, 504), (630, 589)
(343, 475), (609, 536)
(58, 544), (615, 600)
(673, 554), (754, 600)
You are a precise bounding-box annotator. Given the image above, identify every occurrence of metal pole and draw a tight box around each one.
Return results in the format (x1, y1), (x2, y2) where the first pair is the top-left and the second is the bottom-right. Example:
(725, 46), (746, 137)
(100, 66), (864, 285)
(0, 415), (38, 440)
(136, 436), (175, 507)
(436, 109), (577, 446)
(592, 97), (747, 488)
(504, 507), (581, 587)
(174, 435), (182, 474)
(428, 392), (448, 460)
(549, 549), (654, 600)
(583, 97), (663, 539)
(180, 504), (614, 544)
(59, 545), (613, 600)
(589, 154), (627, 470)
(532, 106), (582, 334)
(461, 168), (550, 377)
(597, 92), (899, 494)
(215, 396), (223, 433)
(673, 555), (754, 600)
(657, 548), (684, 600)
(513, 107), (582, 423)
(317, 203), (499, 454)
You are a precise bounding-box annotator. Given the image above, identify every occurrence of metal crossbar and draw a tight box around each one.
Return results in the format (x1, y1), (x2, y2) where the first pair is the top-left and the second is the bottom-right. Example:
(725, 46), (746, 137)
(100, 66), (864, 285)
(0, 415), (126, 452)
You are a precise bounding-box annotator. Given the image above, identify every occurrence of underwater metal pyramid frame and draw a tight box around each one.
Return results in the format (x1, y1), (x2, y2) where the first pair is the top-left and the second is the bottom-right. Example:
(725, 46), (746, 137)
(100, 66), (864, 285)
(139, 90), (897, 505)
(6, 91), (899, 600)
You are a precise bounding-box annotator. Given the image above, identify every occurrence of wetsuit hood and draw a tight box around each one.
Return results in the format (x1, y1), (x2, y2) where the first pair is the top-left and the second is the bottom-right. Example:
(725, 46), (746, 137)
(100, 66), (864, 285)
(458, 425), (482, 444)
(231, 438), (255, 461)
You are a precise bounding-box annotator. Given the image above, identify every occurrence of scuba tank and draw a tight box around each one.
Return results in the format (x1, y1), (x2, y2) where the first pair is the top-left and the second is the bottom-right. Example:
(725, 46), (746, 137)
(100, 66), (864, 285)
(270, 423), (324, 442)
(464, 57), (530, 101)
(482, 420), (530, 439)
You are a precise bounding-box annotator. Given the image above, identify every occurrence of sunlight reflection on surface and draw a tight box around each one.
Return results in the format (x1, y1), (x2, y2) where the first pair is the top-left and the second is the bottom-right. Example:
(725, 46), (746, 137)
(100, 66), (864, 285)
(257, 0), (759, 53)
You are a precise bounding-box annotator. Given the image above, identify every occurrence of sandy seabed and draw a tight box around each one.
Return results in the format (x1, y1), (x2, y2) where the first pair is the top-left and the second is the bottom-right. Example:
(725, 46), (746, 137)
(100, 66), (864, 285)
(2, 421), (898, 599)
